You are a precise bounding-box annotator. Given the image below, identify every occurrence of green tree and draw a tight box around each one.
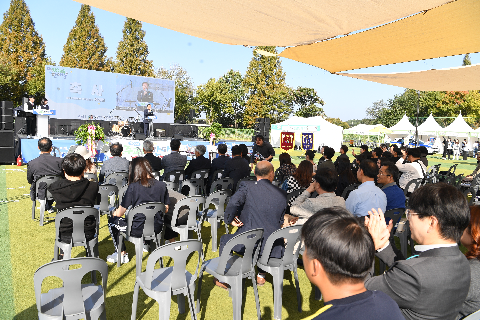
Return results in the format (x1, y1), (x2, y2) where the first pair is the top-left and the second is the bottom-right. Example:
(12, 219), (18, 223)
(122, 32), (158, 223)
(157, 64), (196, 122)
(25, 57), (55, 98)
(196, 78), (223, 124)
(59, 5), (108, 71)
(326, 117), (350, 129)
(293, 87), (325, 118)
(0, 0), (46, 103)
(217, 70), (246, 128)
(243, 46), (293, 126)
(0, 52), (18, 100)
(463, 53), (472, 66)
(114, 18), (154, 77)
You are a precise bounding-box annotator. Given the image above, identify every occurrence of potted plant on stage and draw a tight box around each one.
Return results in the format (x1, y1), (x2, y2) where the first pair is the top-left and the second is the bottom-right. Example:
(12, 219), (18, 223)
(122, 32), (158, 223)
(74, 122), (106, 159)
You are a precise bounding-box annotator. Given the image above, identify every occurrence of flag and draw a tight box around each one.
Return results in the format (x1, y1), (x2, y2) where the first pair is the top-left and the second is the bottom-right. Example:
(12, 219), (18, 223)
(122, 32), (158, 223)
(280, 132), (295, 150)
(302, 132), (314, 150)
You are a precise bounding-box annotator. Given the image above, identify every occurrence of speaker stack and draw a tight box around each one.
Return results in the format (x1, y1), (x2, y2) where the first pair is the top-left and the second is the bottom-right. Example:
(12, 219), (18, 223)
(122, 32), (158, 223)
(0, 101), (15, 164)
(253, 117), (270, 142)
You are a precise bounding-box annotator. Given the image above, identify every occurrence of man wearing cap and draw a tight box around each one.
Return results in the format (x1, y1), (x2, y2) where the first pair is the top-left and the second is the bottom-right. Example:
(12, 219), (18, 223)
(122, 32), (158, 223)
(184, 144), (211, 179)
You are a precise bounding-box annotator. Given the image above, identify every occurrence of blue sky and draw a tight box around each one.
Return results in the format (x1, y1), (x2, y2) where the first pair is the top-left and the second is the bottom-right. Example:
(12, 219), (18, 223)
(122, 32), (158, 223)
(1, 0), (477, 121)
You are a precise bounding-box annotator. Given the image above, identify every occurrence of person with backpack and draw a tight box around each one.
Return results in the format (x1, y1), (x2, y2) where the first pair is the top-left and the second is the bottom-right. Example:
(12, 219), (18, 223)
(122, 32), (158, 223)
(396, 148), (426, 193)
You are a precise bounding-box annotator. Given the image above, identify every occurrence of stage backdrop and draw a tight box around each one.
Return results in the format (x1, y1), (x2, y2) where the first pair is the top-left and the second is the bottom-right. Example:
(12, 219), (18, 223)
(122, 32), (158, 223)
(45, 65), (175, 123)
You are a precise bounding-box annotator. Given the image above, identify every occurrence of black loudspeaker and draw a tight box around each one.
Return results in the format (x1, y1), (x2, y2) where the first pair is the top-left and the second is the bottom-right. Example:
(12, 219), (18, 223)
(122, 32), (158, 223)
(1, 101), (14, 130)
(134, 133), (146, 140)
(173, 134), (183, 141)
(0, 147), (15, 164)
(0, 131), (14, 147)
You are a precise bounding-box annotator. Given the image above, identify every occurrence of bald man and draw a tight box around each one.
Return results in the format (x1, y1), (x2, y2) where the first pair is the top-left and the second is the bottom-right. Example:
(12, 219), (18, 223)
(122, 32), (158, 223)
(216, 161), (287, 287)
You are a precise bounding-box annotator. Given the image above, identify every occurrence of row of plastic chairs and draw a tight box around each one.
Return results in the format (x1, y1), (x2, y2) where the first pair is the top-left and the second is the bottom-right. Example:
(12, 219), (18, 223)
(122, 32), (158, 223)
(35, 223), (303, 320)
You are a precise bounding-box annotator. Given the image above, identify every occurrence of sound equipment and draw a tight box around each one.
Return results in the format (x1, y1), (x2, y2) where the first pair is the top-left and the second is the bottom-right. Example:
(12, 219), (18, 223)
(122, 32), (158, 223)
(134, 132), (146, 140)
(253, 117), (270, 142)
(171, 124), (198, 138)
(0, 147), (15, 164)
(0, 131), (14, 147)
(1, 101), (14, 130)
(173, 134), (183, 141)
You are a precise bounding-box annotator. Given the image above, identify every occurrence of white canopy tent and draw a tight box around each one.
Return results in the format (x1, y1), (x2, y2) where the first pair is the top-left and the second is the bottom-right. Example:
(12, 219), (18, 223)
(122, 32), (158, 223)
(439, 113), (475, 150)
(270, 116), (343, 150)
(418, 114), (443, 136)
(389, 114), (415, 136)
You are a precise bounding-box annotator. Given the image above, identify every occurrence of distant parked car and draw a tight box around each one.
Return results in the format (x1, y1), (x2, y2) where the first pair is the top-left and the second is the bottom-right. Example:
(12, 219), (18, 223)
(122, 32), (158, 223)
(390, 138), (438, 154)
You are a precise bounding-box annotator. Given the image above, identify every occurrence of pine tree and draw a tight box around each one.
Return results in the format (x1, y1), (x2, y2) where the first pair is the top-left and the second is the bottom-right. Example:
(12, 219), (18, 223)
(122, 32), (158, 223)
(463, 53), (471, 66)
(0, 0), (46, 103)
(59, 5), (107, 71)
(243, 46), (293, 127)
(114, 18), (154, 76)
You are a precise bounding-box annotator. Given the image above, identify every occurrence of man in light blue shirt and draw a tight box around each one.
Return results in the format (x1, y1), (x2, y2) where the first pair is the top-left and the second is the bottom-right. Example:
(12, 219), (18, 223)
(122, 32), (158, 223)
(346, 159), (386, 220)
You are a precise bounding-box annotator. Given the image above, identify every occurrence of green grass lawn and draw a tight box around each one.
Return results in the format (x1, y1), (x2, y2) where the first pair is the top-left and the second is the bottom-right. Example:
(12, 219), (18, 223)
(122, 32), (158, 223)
(1, 150), (476, 319)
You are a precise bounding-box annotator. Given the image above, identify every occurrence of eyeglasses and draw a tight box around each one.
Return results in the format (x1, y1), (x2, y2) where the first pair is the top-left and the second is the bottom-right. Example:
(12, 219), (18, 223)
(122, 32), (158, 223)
(378, 171), (391, 176)
(406, 209), (419, 220)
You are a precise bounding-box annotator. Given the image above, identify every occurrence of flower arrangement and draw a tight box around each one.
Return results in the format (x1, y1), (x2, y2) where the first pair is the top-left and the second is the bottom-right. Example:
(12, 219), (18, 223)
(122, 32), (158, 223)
(74, 122), (106, 151)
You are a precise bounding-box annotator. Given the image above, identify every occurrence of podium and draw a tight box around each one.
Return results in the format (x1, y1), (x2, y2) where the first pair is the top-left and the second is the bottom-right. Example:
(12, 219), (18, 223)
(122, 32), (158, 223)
(33, 109), (56, 137)
(146, 115), (155, 137)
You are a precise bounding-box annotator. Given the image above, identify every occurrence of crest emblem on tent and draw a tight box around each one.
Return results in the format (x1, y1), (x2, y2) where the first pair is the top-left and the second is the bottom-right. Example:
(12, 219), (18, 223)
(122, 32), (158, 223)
(280, 132), (295, 151)
(302, 132), (314, 150)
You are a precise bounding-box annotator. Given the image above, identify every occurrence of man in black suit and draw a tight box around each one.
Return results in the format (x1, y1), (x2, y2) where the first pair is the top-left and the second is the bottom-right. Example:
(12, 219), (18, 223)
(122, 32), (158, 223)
(217, 161), (287, 288)
(184, 144), (211, 179)
(143, 103), (154, 137)
(137, 81), (153, 103)
(23, 95), (36, 137)
(223, 145), (251, 190)
(334, 144), (349, 170)
(364, 183), (471, 320)
(27, 137), (63, 210)
(143, 140), (161, 171)
(208, 144), (229, 185)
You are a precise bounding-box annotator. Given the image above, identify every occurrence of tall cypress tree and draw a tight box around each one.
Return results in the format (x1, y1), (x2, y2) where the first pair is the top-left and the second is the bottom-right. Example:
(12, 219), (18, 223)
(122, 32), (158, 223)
(60, 5), (108, 71)
(463, 53), (471, 66)
(114, 18), (154, 76)
(243, 46), (293, 127)
(0, 0), (46, 102)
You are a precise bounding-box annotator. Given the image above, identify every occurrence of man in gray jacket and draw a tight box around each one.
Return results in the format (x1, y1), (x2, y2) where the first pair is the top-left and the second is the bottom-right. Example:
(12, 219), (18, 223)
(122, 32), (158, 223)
(99, 143), (129, 183)
(364, 183), (471, 320)
(161, 139), (187, 177)
(289, 167), (345, 224)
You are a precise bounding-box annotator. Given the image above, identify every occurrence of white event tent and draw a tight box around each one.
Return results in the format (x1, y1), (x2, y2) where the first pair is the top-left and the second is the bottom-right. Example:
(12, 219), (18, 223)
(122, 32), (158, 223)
(417, 114), (443, 136)
(389, 114), (415, 136)
(270, 116), (343, 149)
(438, 113), (475, 149)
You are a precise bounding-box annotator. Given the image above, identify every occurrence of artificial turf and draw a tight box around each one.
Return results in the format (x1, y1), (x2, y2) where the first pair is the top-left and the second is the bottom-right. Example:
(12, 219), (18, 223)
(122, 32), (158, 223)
(1, 148), (476, 319)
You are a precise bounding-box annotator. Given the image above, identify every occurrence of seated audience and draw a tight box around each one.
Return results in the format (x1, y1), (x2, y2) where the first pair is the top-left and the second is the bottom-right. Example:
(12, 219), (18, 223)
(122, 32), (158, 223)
(364, 183), (471, 320)
(75, 145), (97, 174)
(345, 159), (386, 220)
(305, 149), (317, 172)
(184, 144), (211, 179)
(99, 143), (129, 183)
(161, 139), (187, 177)
(27, 137), (63, 211)
(209, 143), (230, 181)
(218, 161), (287, 287)
(301, 207), (404, 320)
(333, 145), (349, 170)
(224, 145), (251, 190)
(377, 162), (405, 211)
(289, 167), (345, 224)
(48, 153), (99, 244)
(396, 147), (426, 192)
(107, 157), (169, 264)
(275, 153), (296, 182)
(457, 206), (480, 320)
(335, 157), (357, 197)
(143, 140), (162, 172)
(286, 160), (314, 206)
(239, 143), (250, 164)
(418, 146), (429, 167)
(317, 147), (335, 171)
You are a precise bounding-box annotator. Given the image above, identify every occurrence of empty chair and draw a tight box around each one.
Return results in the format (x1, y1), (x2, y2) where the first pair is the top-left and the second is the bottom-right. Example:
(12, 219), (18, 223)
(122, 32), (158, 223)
(32, 175), (61, 226)
(404, 178), (424, 200)
(84, 172), (98, 182)
(131, 240), (203, 320)
(166, 196), (206, 243)
(95, 184), (118, 216)
(204, 189), (231, 252)
(341, 183), (360, 200)
(256, 225), (303, 320)
(164, 180), (177, 191)
(196, 228), (264, 320)
(180, 178), (204, 197)
(463, 309), (480, 320)
(117, 202), (166, 276)
(164, 170), (185, 188)
(105, 172), (128, 190)
(211, 169), (224, 181)
(117, 184), (129, 207)
(53, 207), (99, 261)
(210, 178), (234, 193)
(34, 257), (108, 320)
(191, 169), (209, 180)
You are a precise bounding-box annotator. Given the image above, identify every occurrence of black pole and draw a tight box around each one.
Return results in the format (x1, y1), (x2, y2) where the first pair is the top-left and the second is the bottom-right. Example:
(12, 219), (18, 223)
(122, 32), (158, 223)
(415, 91), (420, 147)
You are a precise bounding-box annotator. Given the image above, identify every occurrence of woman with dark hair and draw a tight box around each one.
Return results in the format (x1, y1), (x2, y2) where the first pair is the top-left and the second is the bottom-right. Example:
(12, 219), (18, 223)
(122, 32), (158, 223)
(239, 144), (250, 164)
(107, 157), (170, 264)
(286, 160), (313, 205)
(305, 149), (317, 172)
(458, 206), (480, 319)
(335, 157), (357, 197)
(275, 153), (296, 181)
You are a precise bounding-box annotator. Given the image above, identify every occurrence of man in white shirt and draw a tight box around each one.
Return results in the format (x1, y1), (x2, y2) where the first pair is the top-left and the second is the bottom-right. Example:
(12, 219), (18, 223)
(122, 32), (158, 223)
(396, 147), (426, 192)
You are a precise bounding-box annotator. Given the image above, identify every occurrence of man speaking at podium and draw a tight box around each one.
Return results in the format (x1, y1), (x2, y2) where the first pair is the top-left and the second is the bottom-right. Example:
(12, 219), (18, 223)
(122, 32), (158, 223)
(143, 103), (154, 137)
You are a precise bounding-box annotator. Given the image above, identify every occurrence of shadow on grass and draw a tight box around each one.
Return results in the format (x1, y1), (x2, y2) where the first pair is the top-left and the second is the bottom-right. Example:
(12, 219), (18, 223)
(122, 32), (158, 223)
(13, 303), (37, 320)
